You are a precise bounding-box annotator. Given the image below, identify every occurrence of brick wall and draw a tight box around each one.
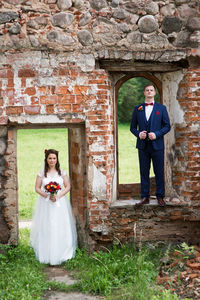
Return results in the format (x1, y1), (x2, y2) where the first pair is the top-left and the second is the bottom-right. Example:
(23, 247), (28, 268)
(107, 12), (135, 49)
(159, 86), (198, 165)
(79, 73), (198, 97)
(174, 68), (200, 203)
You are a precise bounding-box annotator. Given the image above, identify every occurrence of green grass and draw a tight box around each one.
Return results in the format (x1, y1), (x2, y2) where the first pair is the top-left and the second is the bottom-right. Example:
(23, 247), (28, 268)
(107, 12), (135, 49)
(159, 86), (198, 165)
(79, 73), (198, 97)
(118, 123), (154, 183)
(118, 123), (140, 183)
(65, 244), (182, 300)
(0, 229), (75, 300)
(0, 229), (48, 300)
(0, 230), (190, 300)
(17, 128), (68, 220)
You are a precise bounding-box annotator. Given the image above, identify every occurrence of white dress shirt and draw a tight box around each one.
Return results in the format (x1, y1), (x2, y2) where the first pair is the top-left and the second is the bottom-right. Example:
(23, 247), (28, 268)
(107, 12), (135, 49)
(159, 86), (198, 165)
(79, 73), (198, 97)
(145, 101), (154, 121)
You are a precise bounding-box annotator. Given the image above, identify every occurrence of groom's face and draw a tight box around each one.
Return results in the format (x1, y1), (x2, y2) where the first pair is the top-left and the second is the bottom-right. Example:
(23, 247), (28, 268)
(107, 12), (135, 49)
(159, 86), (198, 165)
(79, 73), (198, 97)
(144, 85), (156, 99)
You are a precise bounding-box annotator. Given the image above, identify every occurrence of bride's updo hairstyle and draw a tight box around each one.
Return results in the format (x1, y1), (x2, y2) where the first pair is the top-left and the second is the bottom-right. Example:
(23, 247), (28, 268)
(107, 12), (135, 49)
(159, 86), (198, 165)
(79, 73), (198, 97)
(44, 149), (61, 177)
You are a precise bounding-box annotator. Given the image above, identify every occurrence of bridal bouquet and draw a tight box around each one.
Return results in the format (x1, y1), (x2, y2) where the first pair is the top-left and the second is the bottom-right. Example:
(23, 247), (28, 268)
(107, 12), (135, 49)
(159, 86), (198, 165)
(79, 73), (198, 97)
(44, 181), (61, 195)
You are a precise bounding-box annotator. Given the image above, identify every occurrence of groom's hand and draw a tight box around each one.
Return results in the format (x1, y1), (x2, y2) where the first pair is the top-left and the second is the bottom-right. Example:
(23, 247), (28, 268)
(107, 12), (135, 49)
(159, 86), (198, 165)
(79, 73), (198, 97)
(148, 132), (156, 140)
(139, 131), (147, 139)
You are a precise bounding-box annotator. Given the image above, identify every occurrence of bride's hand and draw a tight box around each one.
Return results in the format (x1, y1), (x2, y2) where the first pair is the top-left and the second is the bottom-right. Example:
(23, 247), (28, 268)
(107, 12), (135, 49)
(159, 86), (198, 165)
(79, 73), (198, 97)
(50, 194), (56, 202)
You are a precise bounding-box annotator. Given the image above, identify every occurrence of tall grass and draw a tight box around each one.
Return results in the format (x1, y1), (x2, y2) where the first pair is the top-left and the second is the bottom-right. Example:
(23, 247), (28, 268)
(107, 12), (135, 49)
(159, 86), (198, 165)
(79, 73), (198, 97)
(65, 244), (182, 300)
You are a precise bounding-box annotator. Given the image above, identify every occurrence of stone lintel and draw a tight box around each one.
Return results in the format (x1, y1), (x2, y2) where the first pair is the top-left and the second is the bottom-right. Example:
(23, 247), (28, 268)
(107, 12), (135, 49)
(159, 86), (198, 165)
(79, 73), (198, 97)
(8, 114), (85, 126)
(99, 60), (188, 72)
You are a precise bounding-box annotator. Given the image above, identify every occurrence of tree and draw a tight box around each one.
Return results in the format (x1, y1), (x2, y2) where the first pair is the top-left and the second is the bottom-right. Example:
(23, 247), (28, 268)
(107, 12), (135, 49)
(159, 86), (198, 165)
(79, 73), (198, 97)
(117, 77), (159, 123)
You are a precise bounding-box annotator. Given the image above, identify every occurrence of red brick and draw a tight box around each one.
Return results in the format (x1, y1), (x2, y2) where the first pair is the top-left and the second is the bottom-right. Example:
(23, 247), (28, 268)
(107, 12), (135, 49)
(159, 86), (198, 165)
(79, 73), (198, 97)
(6, 106), (23, 115)
(74, 86), (89, 94)
(7, 79), (14, 88)
(0, 69), (14, 78)
(24, 106), (40, 114)
(55, 86), (71, 94)
(58, 68), (70, 76)
(18, 68), (35, 78)
(72, 104), (83, 112)
(97, 85), (110, 90)
(38, 86), (46, 94)
(40, 95), (57, 104)
(58, 95), (75, 104)
(57, 104), (72, 112)
(7, 69), (14, 78)
(88, 79), (106, 84)
(46, 105), (54, 114)
(24, 87), (36, 96)
(70, 70), (79, 77)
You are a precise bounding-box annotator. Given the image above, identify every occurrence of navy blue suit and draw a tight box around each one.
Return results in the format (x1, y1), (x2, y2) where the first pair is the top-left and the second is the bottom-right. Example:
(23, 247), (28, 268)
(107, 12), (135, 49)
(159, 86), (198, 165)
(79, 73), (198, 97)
(130, 102), (170, 199)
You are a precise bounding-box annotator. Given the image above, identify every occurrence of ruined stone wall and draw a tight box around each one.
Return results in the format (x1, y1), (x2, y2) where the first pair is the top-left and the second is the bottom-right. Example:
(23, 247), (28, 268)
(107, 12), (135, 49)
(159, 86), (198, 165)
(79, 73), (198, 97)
(0, 0), (199, 247)
(0, 0), (199, 58)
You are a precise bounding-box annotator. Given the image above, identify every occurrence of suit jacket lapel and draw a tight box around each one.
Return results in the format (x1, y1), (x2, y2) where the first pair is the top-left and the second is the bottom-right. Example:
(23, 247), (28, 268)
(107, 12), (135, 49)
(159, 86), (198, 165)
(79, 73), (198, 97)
(149, 102), (157, 129)
(142, 103), (147, 123)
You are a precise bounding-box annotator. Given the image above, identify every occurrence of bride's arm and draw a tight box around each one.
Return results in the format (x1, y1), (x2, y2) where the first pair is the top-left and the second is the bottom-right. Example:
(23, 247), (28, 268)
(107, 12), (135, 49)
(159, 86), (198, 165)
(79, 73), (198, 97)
(35, 175), (48, 198)
(57, 175), (71, 199)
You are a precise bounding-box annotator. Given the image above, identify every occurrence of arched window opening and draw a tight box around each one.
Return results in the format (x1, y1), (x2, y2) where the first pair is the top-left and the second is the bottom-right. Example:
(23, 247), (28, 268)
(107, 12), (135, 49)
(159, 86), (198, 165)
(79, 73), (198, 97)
(116, 73), (162, 199)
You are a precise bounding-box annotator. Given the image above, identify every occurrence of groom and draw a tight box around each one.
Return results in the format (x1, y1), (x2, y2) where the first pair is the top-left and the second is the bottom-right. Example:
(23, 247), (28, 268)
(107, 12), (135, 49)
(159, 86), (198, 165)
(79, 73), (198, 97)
(130, 84), (171, 206)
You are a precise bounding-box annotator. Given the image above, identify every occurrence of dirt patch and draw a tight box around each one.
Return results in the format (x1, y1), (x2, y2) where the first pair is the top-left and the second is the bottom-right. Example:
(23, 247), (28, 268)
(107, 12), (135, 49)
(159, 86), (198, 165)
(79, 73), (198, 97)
(43, 266), (104, 300)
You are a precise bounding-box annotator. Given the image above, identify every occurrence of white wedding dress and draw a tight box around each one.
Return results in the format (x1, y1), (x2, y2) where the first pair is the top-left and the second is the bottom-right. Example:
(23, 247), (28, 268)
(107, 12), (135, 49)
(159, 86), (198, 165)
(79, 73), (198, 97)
(30, 170), (77, 265)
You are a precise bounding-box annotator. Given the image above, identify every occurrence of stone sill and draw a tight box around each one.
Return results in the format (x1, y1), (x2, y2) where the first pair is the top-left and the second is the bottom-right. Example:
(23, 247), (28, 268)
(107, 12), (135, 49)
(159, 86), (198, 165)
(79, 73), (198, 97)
(111, 197), (188, 208)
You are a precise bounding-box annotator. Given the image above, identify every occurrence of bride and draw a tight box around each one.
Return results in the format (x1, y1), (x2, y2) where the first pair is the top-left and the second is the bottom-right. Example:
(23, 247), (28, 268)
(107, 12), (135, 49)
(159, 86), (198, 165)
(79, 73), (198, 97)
(30, 149), (77, 265)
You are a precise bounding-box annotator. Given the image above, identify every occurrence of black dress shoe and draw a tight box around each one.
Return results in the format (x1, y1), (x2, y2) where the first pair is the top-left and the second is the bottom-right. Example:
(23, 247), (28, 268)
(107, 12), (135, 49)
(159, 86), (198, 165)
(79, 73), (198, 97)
(135, 197), (149, 207)
(157, 197), (166, 207)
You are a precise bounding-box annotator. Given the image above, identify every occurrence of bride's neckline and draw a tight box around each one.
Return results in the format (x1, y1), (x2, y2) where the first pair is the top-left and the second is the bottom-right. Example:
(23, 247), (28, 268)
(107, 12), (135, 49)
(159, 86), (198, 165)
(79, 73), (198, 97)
(47, 171), (58, 177)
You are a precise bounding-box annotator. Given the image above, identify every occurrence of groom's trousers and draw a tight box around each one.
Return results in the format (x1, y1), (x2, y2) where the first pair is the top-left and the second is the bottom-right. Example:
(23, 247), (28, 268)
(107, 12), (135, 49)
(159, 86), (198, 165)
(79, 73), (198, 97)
(138, 141), (165, 199)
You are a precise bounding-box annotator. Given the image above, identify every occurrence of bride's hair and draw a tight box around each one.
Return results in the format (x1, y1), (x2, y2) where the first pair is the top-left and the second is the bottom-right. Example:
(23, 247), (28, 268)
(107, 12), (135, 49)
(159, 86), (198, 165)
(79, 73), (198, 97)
(44, 149), (61, 177)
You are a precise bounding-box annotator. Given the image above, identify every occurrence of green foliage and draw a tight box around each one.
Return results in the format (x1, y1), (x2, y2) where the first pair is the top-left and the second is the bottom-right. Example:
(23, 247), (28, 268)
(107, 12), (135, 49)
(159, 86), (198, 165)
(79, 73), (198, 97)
(117, 77), (159, 123)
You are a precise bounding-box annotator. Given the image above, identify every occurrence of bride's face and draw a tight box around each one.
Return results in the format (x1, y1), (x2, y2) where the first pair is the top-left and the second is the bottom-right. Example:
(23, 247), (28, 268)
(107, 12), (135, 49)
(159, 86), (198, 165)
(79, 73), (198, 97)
(47, 153), (57, 168)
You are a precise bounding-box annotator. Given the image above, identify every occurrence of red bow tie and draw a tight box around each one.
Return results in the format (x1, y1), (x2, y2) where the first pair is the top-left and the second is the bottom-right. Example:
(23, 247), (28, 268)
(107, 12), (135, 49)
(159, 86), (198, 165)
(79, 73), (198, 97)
(145, 102), (154, 106)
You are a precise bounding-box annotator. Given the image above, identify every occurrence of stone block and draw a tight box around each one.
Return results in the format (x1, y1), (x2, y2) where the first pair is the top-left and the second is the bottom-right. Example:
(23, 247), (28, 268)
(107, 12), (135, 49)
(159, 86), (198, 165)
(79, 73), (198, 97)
(0, 12), (18, 24)
(51, 12), (74, 28)
(162, 17), (182, 34)
(138, 15), (159, 33)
